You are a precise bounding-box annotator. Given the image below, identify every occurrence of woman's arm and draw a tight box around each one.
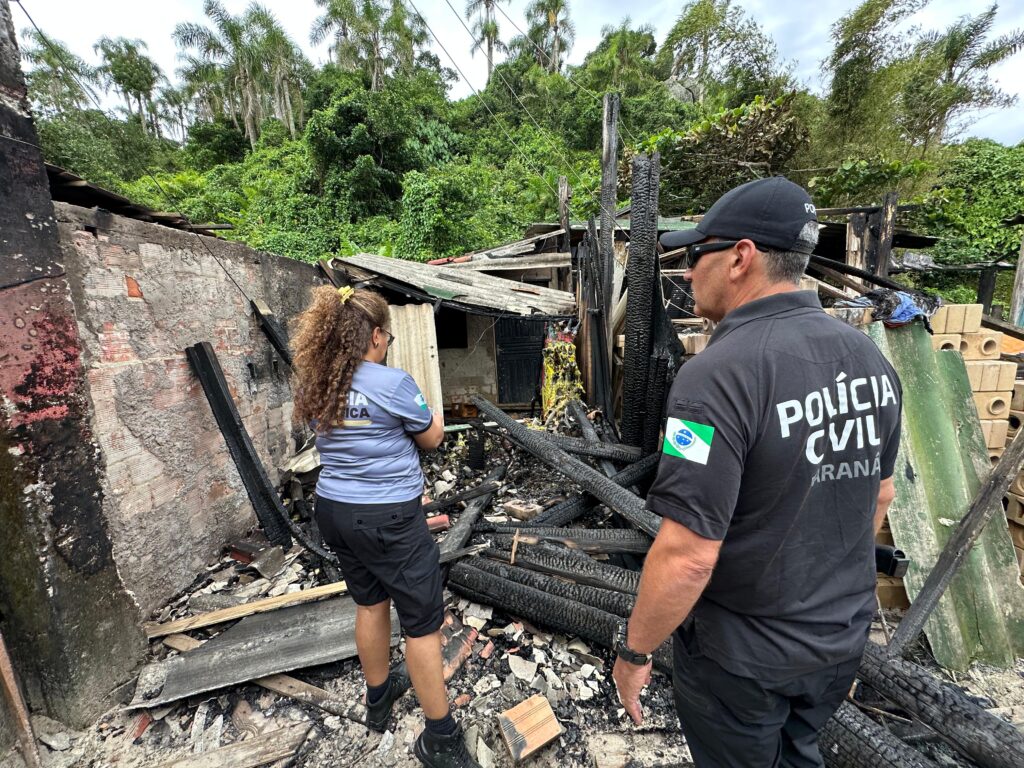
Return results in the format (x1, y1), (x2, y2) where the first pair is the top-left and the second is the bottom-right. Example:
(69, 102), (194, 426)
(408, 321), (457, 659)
(412, 409), (444, 451)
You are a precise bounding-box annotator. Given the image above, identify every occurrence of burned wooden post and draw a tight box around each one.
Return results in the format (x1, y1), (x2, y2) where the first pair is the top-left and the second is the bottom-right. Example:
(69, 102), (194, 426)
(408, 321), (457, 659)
(819, 702), (937, 768)
(888, 426), (1024, 658)
(599, 92), (620, 337)
(530, 452), (659, 527)
(558, 175), (571, 254)
(471, 396), (661, 536)
(486, 542), (641, 594)
(485, 528), (651, 555)
(621, 153), (661, 447)
(186, 342), (292, 547)
(845, 213), (869, 289)
(860, 642), (1024, 768)
(874, 192), (898, 278)
(976, 264), (998, 314)
(439, 465), (506, 557)
(463, 558), (634, 618)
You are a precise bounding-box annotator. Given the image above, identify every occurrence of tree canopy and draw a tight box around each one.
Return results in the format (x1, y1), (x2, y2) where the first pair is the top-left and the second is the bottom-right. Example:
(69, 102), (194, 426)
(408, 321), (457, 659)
(16, 0), (1024, 273)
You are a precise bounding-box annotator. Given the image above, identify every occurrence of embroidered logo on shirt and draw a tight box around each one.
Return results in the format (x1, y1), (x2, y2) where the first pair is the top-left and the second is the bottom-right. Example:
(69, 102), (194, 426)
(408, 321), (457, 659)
(663, 417), (714, 465)
(414, 393), (429, 410)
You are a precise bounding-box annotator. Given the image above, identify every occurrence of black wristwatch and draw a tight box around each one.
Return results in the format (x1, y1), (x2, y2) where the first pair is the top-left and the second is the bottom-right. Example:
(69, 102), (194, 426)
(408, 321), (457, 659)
(614, 620), (652, 666)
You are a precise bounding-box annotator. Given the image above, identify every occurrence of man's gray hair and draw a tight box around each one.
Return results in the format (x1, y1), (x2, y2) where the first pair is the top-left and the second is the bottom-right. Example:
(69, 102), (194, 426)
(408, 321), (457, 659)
(761, 222), (819, 284)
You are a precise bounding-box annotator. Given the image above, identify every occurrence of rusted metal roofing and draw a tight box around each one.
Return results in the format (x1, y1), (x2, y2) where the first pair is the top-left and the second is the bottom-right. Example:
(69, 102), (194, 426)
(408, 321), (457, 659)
(867, 321), (1024, 670)
(46, 164), (228, 236)
(333, 253), (575, 317)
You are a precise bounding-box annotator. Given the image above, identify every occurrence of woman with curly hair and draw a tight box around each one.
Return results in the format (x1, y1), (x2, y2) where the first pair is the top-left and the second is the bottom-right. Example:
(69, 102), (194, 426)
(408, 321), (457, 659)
(292, 285), (478, 768)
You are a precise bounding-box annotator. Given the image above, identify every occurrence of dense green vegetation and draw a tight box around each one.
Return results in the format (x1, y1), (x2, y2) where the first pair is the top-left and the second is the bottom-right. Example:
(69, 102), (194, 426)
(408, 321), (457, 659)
(18, 0), (1024, 288)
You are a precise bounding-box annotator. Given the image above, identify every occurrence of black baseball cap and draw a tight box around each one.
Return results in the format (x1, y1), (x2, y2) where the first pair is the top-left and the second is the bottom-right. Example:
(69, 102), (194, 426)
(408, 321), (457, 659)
(660, 176), (818, 254)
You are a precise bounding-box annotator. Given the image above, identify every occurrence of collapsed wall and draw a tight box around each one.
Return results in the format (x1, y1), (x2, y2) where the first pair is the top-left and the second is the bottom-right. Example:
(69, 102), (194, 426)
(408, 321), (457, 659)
(0, 0), (323, 736)
(55, 203), (319, 616)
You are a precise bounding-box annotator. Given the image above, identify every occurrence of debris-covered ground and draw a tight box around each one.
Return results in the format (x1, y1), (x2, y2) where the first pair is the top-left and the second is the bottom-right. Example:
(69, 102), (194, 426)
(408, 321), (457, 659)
(6, 413), (1024, 768)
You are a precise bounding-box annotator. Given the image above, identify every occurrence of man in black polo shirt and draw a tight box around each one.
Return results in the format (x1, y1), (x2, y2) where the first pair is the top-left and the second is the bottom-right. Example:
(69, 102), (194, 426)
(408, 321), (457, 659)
(611, 177), (902, 768)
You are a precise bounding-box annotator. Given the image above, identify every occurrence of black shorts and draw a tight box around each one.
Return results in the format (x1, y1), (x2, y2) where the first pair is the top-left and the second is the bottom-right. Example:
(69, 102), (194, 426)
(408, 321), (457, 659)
(315, 494), (444, 638)
(672, 620), (861, 768)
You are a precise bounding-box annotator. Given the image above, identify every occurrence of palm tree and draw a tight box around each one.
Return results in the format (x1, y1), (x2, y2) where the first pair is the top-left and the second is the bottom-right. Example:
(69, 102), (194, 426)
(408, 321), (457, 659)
(93, 37), (163, 134)
(465, 0), (508, 81)
(525, 0), (574, 73)
(157, 84), (191, 141)
(174, 1), (267, 148)
(311, 0), (362, 70)
(19, 29), (101, 116)
(580, 21), (657, 95)
(899, 4), (1024, 152)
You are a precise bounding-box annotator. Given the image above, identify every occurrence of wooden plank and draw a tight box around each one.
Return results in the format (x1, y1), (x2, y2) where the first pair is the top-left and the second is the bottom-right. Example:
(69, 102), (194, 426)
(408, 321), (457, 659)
(130, 597), (396, 709)
(845, 213), (868, 286)
(145, 581), (349, 638)
(498, 694), (564, 763)
(875, 192), (898, 277)
(152, 723), (310, 768)
(388, 303), (444, 422)
(0, 632), (42, 768)
(164, 633), (362, 718)
(558, 176), (571, 254)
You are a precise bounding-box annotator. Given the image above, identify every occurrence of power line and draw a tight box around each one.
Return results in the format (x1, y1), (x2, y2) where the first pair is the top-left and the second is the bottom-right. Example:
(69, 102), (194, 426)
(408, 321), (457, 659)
(440, 0), (630, 241)
(13, 0), (255, 310)
(491, 2), (643, 149)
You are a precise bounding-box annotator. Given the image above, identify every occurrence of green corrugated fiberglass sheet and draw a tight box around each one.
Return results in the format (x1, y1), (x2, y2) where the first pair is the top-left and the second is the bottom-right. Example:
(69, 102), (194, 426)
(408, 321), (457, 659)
(867, 321), (1024, 670)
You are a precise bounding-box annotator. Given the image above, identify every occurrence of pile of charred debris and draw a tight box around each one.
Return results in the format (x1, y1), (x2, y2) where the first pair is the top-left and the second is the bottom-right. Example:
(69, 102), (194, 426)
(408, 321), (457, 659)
(24, 395), (1024, 768)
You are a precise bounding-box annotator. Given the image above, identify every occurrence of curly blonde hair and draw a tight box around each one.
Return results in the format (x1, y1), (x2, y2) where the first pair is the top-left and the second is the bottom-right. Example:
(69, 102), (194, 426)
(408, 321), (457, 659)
(291, 285), (390, 432)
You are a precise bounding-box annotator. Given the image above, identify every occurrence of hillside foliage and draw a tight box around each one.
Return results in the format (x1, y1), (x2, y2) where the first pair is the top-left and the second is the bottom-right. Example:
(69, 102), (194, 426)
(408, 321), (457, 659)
(18, 0), (1024, 268)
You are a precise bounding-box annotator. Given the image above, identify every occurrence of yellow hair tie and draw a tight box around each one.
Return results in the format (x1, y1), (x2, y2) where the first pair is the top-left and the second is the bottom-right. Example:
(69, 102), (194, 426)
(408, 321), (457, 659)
(337, 286), (354, 304)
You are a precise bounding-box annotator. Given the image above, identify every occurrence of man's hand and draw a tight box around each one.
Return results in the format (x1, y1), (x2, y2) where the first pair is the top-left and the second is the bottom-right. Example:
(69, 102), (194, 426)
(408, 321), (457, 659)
(612, 656), (653, 725)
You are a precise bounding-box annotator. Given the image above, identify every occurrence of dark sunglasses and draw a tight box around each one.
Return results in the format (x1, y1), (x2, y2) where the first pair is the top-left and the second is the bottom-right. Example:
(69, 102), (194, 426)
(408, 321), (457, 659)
(683, 240), (765, 270)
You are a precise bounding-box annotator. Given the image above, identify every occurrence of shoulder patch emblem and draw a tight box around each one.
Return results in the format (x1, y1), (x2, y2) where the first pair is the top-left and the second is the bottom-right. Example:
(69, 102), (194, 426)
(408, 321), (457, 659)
(414, 393), (429, 410)
(663, 417), (714, 465)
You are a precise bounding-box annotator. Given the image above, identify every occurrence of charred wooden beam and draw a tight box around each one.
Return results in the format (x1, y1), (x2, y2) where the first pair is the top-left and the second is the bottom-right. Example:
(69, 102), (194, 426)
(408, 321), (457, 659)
(641, 355), (669, 456)
(819, 702), (937, 768)
(486, 542), (640, 595)
(567, 400), (617, 478)
(448, 561), (672, 673)
(472, 396), (661, 537)
(439, 465), (506, 557)
(542, 433), (642, 462)
(859, 642), (1024, 768)
(530, 452), (660, 528)
(459, 558), (634, 618)
(484, 528), (650, 555)
(186, 342), (291, 547)
(621, 153), (661, 447)
(423, 481), (501, 513)
(250, 299), (292, 368)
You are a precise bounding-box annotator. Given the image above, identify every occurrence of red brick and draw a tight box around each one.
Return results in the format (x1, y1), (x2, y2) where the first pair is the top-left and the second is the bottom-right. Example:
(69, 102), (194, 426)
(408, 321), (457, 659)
(125, 275), (143, 298)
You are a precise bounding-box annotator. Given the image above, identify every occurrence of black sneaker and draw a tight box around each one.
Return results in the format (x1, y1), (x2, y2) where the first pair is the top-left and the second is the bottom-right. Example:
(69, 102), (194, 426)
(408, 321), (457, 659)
(366, 663), (411, 732)
(414, 723), (481, 768)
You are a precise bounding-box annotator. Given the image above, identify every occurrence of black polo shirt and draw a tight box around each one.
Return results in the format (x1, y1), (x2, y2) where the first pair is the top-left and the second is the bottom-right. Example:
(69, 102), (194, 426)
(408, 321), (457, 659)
(647, 291), (902, 681)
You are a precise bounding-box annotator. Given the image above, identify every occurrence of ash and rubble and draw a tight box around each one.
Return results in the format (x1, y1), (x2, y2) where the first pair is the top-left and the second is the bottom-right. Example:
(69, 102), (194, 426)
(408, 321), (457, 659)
(13, 414), (1024, 768)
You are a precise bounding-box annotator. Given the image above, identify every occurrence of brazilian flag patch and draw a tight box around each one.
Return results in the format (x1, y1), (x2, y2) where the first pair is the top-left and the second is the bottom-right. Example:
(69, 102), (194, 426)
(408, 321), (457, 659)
(663, 417), (714, 465)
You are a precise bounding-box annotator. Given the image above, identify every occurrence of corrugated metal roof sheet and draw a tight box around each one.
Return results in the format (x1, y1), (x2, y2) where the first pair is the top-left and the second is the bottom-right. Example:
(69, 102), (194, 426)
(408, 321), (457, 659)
(868, 321), (1024, 670)
(335, 253), (575, 317)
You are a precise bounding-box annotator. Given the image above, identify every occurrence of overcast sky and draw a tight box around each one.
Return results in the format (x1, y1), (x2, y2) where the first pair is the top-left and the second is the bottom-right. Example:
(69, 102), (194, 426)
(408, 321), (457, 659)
(12, 0), (1024, 145)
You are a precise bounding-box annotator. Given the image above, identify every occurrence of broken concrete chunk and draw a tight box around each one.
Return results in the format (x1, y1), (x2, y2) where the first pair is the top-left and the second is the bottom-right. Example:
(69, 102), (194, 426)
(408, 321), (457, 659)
(505, 501), (544, 521)
(477, 736), (495, 768)
(508, 655), (538, 682)
(250, 546), (287, 579)
(473, 674), (501, 696)
(441, 469), (456, 483)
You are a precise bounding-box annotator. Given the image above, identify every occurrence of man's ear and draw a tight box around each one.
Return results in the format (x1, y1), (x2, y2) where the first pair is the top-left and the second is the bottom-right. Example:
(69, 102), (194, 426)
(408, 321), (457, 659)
(729, 240), (759, 279)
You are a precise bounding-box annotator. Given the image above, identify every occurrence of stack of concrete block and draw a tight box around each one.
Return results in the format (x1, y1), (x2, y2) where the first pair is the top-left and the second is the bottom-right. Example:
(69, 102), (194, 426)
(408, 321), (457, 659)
(930, 304), (1007, 461)
(1005, 382), (1024, 578)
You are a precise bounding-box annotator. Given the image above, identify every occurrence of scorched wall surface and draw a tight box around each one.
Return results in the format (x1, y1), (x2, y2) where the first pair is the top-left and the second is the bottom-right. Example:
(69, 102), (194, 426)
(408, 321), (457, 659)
(55, 203), (321, 615)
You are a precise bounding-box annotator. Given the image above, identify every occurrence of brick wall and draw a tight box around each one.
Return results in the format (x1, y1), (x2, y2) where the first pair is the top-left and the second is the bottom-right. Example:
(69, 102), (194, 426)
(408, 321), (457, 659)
(56, 203), (320, 616)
